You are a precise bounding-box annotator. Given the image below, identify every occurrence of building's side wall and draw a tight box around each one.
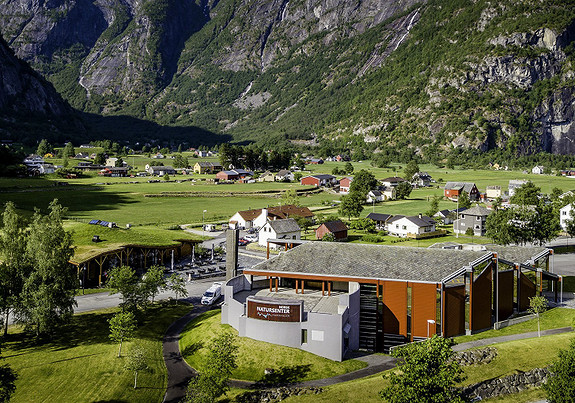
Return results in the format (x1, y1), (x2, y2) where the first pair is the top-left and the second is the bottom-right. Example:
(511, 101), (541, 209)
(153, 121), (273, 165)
(472, 266), (493, 332)
(411, 283), (438, 338)
(222, 275), (252, 329)
(443, 285), (465, 337)
(382, 281), (407, 336)
(301, 312), (344, 361)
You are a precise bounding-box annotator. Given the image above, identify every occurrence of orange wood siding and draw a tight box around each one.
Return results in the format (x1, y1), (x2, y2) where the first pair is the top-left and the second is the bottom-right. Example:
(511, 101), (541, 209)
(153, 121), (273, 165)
(471, 267), (492, 332)
(411, 283), (438, 338)
(498, 270), (514, 320)
(519, 272), (536, 312)
(382, 281), (407, 336)
(444, 285), (466, 337)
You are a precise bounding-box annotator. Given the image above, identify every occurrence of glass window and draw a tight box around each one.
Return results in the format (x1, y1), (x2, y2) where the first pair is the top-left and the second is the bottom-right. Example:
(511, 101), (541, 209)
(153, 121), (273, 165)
(301, 329), (308, 344)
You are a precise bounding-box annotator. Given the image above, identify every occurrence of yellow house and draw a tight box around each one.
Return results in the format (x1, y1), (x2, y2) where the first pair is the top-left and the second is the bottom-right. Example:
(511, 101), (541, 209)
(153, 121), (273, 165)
(194, 161), (223, 174)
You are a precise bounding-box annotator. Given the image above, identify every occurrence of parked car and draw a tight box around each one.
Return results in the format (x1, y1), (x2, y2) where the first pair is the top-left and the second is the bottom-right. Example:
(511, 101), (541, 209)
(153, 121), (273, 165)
(238, 238), (249, 246)
(245, 234), (258, 241)
(201, 282), (222, 305)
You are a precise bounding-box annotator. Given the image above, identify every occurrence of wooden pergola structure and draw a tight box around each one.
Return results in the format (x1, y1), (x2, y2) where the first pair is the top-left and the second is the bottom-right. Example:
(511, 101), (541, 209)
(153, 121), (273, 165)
(70, 239), (202, 287)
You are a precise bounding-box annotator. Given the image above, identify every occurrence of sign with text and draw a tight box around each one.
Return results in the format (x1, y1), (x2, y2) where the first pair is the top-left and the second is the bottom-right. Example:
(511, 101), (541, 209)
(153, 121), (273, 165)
(247, 297), (302, 322)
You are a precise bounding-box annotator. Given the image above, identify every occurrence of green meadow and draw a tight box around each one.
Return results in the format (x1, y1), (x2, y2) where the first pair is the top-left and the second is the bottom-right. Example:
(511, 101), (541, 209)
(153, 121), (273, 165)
(3, 302), (193, 403)
(2, 159), (575, 253)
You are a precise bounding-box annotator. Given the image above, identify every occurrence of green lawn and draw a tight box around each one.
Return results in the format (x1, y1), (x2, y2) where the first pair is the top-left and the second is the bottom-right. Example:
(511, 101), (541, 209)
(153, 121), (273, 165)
(454, 308), (575, 344)
(3, 302), (193, 403)
(67, 221), (198, 262)
(179, 310), (366, 382)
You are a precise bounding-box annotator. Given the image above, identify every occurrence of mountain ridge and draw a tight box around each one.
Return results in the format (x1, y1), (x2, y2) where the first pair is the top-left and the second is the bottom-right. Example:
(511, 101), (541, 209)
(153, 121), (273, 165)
(1, 0), (574, 156)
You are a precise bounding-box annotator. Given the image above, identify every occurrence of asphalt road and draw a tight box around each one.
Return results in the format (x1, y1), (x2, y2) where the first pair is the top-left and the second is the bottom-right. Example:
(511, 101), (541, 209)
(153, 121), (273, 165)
(551, 253), (575, 276)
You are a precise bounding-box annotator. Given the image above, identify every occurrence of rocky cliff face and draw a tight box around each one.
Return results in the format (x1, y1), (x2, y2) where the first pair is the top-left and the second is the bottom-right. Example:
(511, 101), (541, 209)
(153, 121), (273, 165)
(0, 34), (71, 116)
(0, 0), (574, 155)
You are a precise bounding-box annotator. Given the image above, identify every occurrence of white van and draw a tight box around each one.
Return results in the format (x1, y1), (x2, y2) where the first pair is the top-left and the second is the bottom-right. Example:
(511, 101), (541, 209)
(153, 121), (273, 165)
(201, 282), (223, 305)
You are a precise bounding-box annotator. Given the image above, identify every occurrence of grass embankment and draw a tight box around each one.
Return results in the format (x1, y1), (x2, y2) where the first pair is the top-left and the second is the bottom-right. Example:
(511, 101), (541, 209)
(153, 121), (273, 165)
(454, 308), (575, 344)
(281, 332), (575, 402)
(3, 302), (193, 403)
(179, 310), (366, 382)
(67, 221), (197, 262)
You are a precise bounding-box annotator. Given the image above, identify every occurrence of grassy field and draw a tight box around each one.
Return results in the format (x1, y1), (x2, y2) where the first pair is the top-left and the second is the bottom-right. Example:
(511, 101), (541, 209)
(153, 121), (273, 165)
(3, 302), (193, 403)
(179, 310), (367, 382)
(279, 332), (575, 403)
(453, 308), (575, 344)
(2, 159), (575, 254)
(67, 221), (198, 262)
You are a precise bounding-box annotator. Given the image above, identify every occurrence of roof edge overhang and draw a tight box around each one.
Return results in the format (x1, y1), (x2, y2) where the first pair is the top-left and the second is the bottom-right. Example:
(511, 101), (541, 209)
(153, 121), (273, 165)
(243, 269), (441, 285)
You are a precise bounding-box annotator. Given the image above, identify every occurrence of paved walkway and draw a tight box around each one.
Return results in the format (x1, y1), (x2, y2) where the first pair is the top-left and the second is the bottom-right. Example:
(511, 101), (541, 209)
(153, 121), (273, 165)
(452, 327), (573, 352)
(162, 300), (211, 403)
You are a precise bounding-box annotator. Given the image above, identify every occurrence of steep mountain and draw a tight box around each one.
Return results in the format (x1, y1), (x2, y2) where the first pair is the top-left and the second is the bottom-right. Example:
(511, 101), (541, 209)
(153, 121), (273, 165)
(1, 0), (574, 155)
(0, 33), (84, 143)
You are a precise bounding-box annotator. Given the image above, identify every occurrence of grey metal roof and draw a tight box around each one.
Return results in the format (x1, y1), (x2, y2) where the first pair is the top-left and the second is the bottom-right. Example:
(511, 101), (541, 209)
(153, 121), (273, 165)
(321, 220), (348, 233)
(460, 206), (491, 217)
(444, 182), (476, 193)
(267, 218), (301, 233)
(485, 245), (548, 265)
(405, 215), (436, 226)
(367, 213), (392, 222)
(249, 242), (489, 283)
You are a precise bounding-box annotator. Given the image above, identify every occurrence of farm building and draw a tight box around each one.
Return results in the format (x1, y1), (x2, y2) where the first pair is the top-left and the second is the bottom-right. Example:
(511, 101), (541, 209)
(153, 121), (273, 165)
(222, 242), (559, 361)
(444, 182), (479, 201)
(316, 220), (348, 241)
(301, 174), (338, 187)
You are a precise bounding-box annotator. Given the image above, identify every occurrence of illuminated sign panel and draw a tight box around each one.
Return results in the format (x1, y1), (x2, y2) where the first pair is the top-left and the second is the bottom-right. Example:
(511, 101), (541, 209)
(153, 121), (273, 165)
(247, 298), (302, 322)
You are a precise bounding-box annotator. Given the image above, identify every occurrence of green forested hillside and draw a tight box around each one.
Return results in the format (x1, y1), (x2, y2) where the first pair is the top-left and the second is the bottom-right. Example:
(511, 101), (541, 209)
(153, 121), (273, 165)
(0, 0), (574, 154)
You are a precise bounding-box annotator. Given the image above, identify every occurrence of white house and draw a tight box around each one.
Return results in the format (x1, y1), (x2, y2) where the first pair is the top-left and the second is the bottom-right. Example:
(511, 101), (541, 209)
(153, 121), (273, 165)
(258, 218), (301, 249)
(366, 190), (384, 203)
(38, 163), (55, 174)
(229, 208), (268, 229)
(532, 166), (545, 175)
(560, 204), (574, 231)
(386, 214), (436, 238)
(275, 170), (294, 182)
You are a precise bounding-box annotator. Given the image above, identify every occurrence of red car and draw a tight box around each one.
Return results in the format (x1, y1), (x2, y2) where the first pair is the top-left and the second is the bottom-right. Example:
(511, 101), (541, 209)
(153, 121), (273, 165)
(238, 238), (249, 246)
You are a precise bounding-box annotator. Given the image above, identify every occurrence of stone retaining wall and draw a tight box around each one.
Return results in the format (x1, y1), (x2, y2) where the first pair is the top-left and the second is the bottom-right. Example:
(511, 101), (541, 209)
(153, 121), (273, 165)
(235, 387), (323, 402)
(454, 347), (498, 366)
(463, 367), (549, 400)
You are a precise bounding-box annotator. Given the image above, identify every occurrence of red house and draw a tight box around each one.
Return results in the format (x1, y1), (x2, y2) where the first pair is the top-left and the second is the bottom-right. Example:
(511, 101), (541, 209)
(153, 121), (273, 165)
(316, 220), (348, 241)
(339, 177), (353, 194)
(300, 174), (337, 187)
(444, 182), (479, 201)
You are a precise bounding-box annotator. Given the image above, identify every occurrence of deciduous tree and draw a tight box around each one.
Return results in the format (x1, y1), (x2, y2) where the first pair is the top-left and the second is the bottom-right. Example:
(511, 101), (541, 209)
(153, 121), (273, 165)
(167, 273), (188, 304)
(458, 191), (471, 209)
(395, 181), (412, 200)
(0, 202), (28, 337)
(543, 337), (575, 402)
(109, 311), (137, 357)
(339, 191), (364, 219)
(403, 160), (419, 182)
(186, 332), (238, 402)
(20, 200), (76, 337)
(107, 266), (141, 312)
(528, 296), (547, 338)
(349, 170), (378, 198)
(125, 345), (148, 389)
(142, 265), (166, 304)
(379, 335), (465, 403)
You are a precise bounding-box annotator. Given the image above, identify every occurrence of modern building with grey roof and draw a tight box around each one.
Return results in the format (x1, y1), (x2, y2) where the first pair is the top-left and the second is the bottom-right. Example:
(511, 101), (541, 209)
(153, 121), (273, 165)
(222, 241), (559, 361)
(454, 205), (492, 236)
